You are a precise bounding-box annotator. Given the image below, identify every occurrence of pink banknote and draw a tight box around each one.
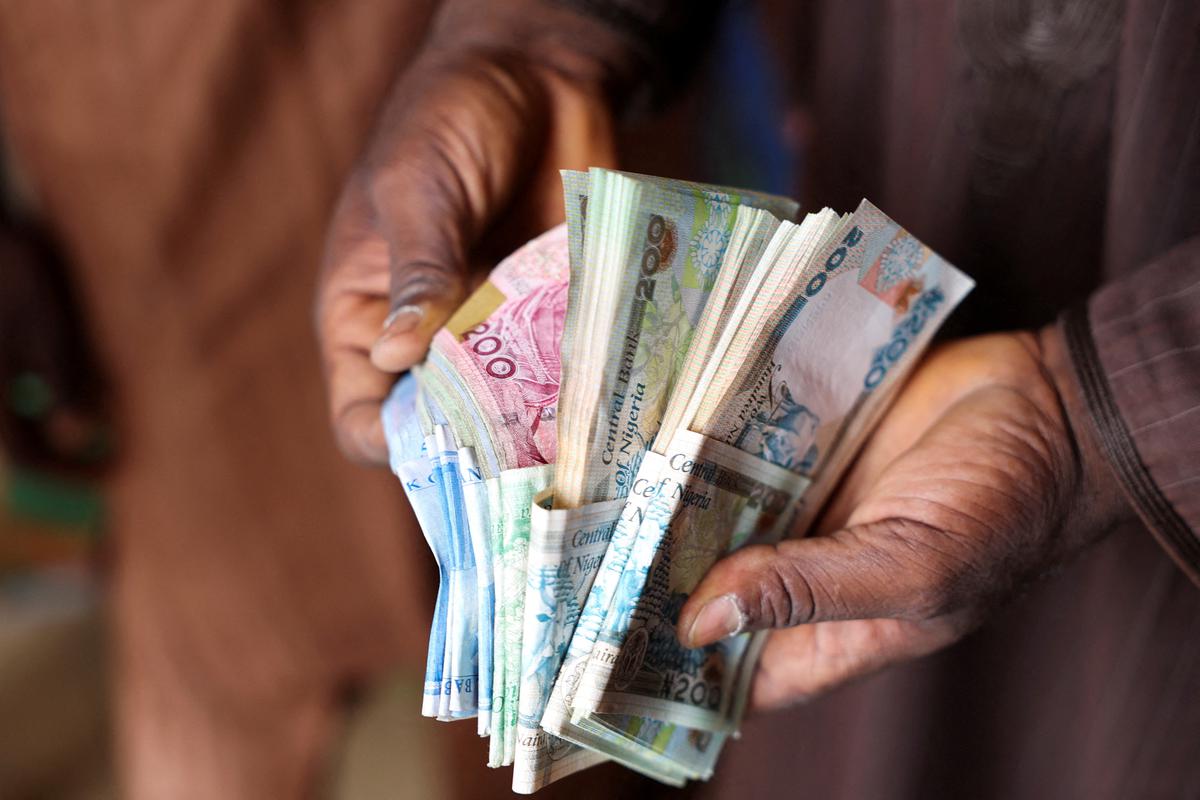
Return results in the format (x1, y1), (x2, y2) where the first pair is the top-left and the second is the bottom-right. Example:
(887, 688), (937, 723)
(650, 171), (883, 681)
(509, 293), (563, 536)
(434, 224), (568, 469)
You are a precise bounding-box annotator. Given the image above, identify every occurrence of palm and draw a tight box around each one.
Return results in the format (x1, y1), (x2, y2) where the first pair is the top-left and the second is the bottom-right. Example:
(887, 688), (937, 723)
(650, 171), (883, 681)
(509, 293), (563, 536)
(750, 333), (1079, 710)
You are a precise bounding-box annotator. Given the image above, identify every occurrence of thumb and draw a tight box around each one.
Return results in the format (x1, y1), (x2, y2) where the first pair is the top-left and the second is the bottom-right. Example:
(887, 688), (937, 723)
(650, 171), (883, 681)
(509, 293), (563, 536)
(678, 519), (963, 648)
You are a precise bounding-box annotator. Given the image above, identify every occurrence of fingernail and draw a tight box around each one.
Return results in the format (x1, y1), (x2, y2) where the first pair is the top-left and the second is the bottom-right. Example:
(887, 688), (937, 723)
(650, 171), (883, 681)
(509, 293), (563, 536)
(381, 304), (424, 337)
(686, 595), (744, 648)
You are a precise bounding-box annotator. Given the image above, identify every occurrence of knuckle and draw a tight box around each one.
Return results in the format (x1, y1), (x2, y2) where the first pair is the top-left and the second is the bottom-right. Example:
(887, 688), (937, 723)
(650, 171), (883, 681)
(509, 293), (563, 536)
(866, 517), (964, 619)
(758, 547), (819, 628)
(331, 400), (379, 466)
(332, 423), (364, 464)
(910, 571), (959, 620)
(389, 258), (464, 306)
(330, 414), (361, 460)
(366, 159), (427, 205)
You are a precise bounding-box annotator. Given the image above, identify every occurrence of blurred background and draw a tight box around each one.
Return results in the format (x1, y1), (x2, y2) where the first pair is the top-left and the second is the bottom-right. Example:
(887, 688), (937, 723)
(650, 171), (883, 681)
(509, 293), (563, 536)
(0, 2), (805, 797)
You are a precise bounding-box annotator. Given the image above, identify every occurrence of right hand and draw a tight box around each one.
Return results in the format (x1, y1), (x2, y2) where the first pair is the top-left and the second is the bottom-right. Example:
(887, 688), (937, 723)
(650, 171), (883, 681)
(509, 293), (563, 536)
(317, 3), (624, 464)
(678, 330), (1130, 710)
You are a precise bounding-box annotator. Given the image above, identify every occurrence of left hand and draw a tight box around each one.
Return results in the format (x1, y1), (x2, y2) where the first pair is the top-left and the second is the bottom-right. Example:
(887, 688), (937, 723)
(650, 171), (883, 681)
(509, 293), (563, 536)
(677, 328), (1131, 711)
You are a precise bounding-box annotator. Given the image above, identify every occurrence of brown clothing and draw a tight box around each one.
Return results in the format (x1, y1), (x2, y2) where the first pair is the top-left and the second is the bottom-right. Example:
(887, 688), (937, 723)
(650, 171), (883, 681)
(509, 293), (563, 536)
(692, 1), (1200, 797)
(792, 0), (1200, 561)
(0, 0), (1195, 798)
(1081, 244), (1200, 583)
(0, 3), (456, 798)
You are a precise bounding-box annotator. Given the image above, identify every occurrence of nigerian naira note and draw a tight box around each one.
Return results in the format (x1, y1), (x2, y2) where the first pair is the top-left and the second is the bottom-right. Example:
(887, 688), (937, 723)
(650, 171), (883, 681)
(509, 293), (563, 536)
(572, 201), (974, 732)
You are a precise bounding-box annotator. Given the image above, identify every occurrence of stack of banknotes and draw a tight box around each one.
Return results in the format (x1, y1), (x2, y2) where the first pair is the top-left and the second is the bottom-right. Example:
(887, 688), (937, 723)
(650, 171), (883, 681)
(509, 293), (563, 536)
(381, 169), (974, 792)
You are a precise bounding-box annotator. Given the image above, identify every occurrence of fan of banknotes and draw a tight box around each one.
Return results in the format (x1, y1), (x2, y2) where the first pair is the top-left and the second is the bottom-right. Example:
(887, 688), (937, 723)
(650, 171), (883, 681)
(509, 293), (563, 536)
(381, 169), (974, 792)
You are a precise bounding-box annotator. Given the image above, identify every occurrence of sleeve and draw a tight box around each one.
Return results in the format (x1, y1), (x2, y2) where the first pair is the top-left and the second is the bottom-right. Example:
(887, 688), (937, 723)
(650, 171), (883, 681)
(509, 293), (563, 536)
(1062, 238), (1200, 585)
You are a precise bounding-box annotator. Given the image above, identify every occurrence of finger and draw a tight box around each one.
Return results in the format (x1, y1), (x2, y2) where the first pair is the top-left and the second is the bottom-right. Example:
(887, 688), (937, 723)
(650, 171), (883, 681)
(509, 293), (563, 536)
(678, 519), (964, 648)
(368, 56), (549, 373)
(369, 166), (471, 374)
(324, 292), (393, 464)
(471, 67), (618, 268)
(317, 190), (395, 465)
(526, 67), (618, 227)
(749, 614), (968, 711)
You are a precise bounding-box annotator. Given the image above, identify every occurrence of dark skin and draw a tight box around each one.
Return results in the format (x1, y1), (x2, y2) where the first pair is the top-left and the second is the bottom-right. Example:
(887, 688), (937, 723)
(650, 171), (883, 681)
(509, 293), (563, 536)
(317, 1), (624, 464)
(316, 0), (1133, 711)
(679, 329), (1131, 710)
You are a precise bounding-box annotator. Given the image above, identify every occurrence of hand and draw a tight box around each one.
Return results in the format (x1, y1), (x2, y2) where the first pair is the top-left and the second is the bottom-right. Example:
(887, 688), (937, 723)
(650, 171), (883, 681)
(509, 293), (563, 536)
(316, 1), (627, 463)
(678, 328), (1131, 710)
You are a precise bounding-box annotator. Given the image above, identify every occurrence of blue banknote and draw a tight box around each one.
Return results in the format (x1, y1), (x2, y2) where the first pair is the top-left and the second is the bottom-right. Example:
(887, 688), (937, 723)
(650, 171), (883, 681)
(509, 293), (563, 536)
(432, 425), (480, 719)
(460, 447), (496, 735)
(382, 378), (452, 717)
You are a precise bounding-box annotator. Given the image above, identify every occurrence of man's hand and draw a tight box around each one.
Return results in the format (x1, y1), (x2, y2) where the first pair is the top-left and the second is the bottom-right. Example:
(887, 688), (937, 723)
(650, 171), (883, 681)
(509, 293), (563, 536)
(678, 328), (1132, 710)
(317, 2), (627, 464)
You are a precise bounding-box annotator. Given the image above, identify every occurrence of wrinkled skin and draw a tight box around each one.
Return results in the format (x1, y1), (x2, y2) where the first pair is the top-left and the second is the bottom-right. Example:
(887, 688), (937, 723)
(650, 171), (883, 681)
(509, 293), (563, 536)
(316, 27), (616, 464)
(679, 330), (1130, 710)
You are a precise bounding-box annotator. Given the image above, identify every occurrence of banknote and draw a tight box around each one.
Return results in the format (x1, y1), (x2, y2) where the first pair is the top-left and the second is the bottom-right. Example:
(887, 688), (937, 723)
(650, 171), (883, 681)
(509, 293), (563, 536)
(414, 222), (570, 748)
(382, 378), (453, 717)
(429, 426), (480, 719)
(556, 171), (591, 493)
(539, 491), (647, 738)
(416, 354), (501, 476)
(382, 374), (426, 469)
(487, 475), (508, 766)
(655, 206), (782, 444)
(411, 434), (452, 717)
(544, 207), (808, 746)
(512, 476), (741, 786)
(512, 491), (622, 793)
(572, 203), (975, 729)
(544, 175), (798, 777)
(560, 204), (832, 721)
(570, 433), (806, 729)
(553, 169), (798, 509)
(433, 224), (569, 471)
(536, 488), (722, 784)
(460, 447), (495, 735)
(494, 465), (553, 764)
(565, 708), (725, 783)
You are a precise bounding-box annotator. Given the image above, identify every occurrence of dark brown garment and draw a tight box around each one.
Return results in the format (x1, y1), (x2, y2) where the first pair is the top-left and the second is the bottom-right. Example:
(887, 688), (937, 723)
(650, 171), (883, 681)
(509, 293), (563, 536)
(688, 1), (1200, 797)
(1078, 242), (1200, 584)
(584, 0), (1200, 796)
(786, 0), (1200, 560)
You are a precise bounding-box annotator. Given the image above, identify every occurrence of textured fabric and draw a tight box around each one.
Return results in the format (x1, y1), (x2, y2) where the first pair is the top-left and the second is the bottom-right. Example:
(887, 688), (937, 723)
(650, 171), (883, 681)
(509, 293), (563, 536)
(1072, 242), (1200, 582)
